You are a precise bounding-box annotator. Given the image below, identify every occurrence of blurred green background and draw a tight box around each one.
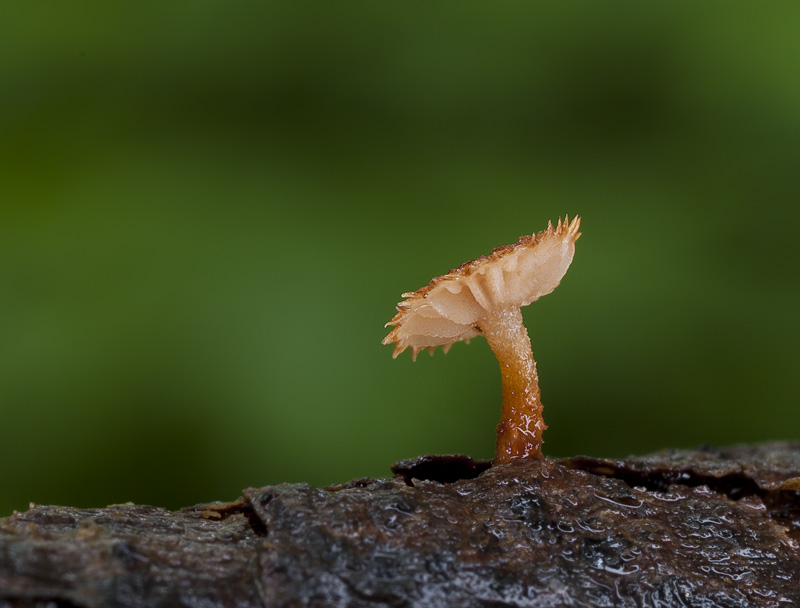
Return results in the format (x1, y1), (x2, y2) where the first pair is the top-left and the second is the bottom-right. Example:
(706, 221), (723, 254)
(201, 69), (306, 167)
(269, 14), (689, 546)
(1, 3), (798, 516)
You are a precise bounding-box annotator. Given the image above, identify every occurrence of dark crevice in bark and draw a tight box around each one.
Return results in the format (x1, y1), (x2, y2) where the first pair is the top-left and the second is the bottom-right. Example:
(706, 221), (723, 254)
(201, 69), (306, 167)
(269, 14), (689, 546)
(243, 508), (268, 536)
(391, 454), (492, 485)
(565, 456), (800, 539)
(182, 497), (268, 537)
(566, 457), (763, 499)
(325, 477), (377, 491)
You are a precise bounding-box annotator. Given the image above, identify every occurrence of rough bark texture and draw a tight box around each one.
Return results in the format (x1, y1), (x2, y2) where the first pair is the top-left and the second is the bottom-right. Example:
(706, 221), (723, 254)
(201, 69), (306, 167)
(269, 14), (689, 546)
(1, 443), (799, 607)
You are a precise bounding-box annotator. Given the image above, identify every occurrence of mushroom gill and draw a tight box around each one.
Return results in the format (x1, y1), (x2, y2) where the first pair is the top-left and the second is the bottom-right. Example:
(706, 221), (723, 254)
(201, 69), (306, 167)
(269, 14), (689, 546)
(383, 216), (581, 463)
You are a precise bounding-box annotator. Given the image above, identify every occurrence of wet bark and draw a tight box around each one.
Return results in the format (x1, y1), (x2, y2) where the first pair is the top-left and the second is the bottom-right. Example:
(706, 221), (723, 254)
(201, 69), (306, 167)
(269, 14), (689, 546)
(1, 442), (799, 608)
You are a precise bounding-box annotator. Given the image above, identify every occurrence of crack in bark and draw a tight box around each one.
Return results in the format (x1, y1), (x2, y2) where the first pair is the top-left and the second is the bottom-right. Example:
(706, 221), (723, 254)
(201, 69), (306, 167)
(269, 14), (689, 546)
(565, 455), (800, 541)
(565, 456), (764, 499)
(182, 497), (268, 537)
(390, 454), (492, 486)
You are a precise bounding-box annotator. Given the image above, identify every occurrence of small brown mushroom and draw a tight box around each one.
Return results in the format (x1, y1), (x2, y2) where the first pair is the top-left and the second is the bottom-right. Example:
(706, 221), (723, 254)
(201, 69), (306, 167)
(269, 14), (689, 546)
(383, 217), (581, 463)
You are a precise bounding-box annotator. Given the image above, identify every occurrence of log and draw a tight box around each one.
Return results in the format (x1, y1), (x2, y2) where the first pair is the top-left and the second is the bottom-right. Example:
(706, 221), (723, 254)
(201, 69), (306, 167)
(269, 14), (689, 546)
(1, 443), (799, 607)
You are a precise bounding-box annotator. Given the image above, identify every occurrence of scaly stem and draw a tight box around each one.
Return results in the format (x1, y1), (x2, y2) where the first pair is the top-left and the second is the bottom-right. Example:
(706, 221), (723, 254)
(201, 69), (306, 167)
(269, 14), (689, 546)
(479, 307), (545, 463)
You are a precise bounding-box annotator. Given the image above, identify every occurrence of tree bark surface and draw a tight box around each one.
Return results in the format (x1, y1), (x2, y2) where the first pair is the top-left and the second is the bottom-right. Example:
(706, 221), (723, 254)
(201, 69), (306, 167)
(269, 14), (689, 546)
(1, 443), (799, 607)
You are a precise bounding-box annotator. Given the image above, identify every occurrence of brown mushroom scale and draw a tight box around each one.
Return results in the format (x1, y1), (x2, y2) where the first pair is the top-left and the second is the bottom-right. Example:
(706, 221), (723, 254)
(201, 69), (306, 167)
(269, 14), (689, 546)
(384, 217), (581, 463)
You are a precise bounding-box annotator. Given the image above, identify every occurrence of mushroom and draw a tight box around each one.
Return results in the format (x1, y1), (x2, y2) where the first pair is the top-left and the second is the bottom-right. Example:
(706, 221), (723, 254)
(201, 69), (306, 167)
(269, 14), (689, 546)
(383, 217), (581, 463)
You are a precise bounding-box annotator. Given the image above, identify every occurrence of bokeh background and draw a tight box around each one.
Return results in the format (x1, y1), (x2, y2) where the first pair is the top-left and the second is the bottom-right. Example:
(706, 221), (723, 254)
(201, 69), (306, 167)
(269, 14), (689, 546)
(2, 3), (799, 517)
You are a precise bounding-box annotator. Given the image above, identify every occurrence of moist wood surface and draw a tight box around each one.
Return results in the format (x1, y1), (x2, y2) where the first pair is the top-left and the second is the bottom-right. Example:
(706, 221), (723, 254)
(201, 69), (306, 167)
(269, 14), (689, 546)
(1, 443), (799, 607)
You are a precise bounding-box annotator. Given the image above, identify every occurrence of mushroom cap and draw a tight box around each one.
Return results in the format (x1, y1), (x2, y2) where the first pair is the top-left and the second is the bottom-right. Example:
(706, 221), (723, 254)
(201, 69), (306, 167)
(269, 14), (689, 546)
(383, 216), (581, 360)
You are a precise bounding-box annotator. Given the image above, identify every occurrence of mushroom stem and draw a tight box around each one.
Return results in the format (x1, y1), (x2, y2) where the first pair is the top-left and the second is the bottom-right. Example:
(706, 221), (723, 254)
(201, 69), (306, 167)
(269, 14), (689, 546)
(479, 306), (545, 463)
